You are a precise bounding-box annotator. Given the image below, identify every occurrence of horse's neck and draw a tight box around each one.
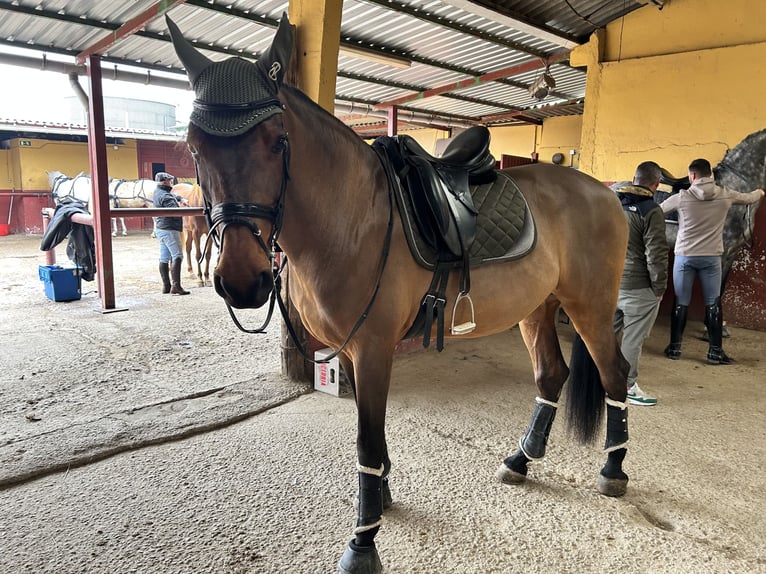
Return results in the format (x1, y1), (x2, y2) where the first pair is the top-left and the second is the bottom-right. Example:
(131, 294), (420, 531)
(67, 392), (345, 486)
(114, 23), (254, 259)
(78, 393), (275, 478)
(280, 88), (386, 262)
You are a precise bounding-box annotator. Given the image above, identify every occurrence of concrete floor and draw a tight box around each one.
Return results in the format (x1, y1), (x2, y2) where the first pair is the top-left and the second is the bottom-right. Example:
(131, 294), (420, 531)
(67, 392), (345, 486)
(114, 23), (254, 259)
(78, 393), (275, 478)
(1, 233), (764, 573)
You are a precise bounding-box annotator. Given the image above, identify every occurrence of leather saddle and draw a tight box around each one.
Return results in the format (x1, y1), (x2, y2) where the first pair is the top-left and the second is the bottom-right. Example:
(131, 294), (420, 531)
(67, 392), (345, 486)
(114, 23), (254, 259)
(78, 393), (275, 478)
(373, 127), (497, 350)
(377, 126), (496, 260)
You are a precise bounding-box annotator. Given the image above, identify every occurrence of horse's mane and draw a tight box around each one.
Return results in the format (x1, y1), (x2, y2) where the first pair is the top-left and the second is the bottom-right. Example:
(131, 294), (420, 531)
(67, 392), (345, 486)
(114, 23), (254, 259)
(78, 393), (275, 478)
(281, 85), (370, 153)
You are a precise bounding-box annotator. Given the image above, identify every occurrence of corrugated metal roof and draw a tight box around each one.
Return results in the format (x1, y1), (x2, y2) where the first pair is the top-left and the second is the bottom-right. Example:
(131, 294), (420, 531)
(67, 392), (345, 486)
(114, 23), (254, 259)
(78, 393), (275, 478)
(0, 0), (652, 132)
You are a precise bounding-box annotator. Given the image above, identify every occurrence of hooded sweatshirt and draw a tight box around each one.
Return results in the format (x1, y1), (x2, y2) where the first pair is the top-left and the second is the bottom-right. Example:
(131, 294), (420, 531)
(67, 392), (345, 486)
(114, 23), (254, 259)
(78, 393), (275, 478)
(661, 176), (763, 256)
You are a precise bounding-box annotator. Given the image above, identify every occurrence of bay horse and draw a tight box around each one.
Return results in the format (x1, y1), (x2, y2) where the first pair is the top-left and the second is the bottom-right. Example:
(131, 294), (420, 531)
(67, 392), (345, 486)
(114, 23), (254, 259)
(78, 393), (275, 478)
(168, 15), (630, 574)
(172, 182), (213, 286)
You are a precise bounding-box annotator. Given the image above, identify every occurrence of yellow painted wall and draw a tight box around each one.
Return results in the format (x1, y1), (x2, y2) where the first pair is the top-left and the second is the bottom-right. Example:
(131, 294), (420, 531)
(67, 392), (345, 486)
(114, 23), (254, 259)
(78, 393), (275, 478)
(536, 115), (582, 167)
(488, 124), (538, 161)
(0, 149), (11, 187)
(603, 0), (766, 62)
(400, 127), (450, 153)
(576, 0), (766, 181)
(7, 139), (139, 190)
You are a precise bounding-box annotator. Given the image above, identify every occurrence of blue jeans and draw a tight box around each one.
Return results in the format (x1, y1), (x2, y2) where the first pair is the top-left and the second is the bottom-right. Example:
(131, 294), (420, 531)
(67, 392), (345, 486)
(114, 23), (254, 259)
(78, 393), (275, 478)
(157, 229), (183, 263)
(672, 255), (721, 306)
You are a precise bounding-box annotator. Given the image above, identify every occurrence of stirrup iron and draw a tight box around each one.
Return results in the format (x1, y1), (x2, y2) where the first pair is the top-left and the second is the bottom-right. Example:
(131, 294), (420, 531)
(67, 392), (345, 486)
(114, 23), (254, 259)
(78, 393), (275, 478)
(450, 292), (476, 335)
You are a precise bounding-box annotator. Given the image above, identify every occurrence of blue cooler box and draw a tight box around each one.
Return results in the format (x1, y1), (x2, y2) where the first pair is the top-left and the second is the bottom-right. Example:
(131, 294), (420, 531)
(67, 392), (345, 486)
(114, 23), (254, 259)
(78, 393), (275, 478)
(38, 265), (82, 302)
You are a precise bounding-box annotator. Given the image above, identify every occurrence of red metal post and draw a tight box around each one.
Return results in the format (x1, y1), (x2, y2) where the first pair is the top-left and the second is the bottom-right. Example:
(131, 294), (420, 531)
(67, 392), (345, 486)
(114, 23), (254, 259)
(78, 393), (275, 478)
(86, 54), (117, 310)
(387, 106), (398, 137)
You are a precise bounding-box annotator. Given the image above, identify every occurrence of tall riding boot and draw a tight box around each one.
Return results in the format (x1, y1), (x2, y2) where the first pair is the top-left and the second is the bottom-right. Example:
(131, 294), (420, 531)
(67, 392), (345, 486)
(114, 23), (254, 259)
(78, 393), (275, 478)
(664, 302), (688, 360)
(159, 262), (171, 294)
(170, 258), (190, 295)
(706, 298), (732, 365)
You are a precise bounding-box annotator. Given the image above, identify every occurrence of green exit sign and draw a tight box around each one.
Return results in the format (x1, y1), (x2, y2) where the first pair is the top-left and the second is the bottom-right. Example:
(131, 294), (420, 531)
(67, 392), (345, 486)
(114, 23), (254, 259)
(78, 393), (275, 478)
(19, 140), (32, 147)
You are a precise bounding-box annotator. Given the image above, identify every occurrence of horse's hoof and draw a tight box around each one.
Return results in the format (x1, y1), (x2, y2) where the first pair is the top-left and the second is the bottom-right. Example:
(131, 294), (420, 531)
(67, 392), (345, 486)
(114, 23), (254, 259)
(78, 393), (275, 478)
(338, 541), (382, 574)
(598, 475), (628, 497)
(496, 462), (527, 485)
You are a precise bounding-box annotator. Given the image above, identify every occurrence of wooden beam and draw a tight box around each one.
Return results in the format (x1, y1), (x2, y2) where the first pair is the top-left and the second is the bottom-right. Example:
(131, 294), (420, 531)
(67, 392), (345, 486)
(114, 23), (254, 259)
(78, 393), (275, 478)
(76, 0), (188, 64)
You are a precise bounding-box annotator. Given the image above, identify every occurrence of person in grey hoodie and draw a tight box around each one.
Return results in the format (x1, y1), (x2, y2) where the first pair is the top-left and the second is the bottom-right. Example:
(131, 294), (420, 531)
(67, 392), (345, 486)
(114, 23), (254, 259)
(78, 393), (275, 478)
(612, 161), (667, 406)
(661, 158), (764, 364)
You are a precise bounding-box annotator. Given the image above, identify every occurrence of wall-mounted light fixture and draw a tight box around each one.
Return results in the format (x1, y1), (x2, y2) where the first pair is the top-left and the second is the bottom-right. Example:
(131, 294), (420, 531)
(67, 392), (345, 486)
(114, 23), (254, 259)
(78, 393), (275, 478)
(529, 63), (556, 100)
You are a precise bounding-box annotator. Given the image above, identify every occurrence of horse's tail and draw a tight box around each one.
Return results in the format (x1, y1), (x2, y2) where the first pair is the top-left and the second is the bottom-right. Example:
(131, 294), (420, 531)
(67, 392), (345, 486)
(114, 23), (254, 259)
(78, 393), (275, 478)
(565, 332), (605, 445)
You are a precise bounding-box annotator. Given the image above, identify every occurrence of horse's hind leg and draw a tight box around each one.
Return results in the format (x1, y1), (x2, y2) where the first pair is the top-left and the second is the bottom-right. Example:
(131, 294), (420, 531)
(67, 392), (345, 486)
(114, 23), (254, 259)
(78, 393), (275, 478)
(564, 299), (631, 497)
(497, 297), (569, 485)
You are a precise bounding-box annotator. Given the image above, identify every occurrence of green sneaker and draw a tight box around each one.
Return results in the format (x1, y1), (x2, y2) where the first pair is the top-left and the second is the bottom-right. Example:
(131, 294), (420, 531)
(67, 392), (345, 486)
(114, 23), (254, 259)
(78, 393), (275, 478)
(627, 383), (657, 406)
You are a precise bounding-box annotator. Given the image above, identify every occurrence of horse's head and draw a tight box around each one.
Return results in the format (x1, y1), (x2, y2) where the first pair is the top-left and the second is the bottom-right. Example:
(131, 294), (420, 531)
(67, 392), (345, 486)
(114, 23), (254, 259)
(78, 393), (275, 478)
(167, 14), (294, 309)
(47, 170), (65, 190)
(715, 128), (766, 191)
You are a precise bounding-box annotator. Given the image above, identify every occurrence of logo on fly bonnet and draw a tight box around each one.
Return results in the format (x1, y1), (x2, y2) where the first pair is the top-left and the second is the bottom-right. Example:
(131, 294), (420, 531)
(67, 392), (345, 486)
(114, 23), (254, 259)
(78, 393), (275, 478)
(268, 62), (282, 82)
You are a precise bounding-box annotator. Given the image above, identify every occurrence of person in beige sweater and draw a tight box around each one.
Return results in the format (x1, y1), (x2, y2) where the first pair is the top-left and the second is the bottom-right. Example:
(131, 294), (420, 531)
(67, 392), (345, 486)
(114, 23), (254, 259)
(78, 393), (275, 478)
(660, 158), (764, 364)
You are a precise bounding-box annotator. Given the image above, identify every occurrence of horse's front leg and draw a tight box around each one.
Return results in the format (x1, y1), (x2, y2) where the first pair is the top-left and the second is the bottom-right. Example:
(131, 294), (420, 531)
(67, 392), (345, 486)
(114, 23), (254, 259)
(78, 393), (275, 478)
(193, 235), (204, 287)
(119, 217), (127, 236)
(497, 300), (569, 484)
(203, 236), (213, 287)
(338, 349), (393, 574)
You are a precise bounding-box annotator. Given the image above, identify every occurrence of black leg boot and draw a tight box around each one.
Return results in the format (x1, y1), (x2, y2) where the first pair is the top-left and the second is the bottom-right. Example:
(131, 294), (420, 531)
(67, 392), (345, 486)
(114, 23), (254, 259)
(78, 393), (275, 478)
(170, 258), (190, 295)
(664, 302), (688, 360)
(159, 262), (171, 294)
(706, 298), (732, 365)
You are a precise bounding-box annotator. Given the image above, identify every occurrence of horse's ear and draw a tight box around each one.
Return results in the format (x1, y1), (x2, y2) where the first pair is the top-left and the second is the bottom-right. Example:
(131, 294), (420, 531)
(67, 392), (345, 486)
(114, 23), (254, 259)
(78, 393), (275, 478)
(255, 13), (294, 87)
(166, 15), (212, 86)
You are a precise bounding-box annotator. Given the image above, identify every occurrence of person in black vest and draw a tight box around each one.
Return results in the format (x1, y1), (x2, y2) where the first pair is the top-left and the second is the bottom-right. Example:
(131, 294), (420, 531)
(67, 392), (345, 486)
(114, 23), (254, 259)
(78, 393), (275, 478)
(153, 172), (189, 295)
(612, 161), (668, 406)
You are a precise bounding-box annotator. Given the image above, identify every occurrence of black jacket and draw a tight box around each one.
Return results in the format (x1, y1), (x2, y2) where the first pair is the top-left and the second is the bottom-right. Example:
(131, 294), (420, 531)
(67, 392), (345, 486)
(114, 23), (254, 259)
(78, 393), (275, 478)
(153, 184), (183, 231)
(40, 201), (96, 281)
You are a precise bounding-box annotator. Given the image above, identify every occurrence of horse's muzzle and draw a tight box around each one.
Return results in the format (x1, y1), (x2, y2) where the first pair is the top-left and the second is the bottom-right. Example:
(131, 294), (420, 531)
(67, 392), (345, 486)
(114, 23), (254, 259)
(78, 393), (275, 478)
(214, 270), (274, 309)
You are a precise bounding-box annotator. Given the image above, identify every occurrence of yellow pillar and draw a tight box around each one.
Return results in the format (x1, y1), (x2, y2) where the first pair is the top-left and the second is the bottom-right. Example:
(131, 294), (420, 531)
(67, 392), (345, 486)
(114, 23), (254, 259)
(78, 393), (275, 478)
(287, 0), (343, 113)
(570, 29), (604, 178)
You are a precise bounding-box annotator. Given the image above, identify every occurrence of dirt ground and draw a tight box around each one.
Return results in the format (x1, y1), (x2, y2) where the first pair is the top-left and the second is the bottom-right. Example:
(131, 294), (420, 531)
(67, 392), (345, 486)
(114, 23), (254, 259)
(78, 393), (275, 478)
(0, 232), (764, 574)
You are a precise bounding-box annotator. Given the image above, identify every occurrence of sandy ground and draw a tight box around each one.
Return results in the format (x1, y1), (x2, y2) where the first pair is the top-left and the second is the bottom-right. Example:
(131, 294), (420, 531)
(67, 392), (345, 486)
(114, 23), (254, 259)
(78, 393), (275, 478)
(0, 232), (765, 574)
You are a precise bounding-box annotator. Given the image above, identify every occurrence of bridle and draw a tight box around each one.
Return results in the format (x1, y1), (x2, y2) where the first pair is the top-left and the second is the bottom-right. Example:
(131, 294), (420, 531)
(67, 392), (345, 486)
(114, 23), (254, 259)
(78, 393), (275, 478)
(193, 97), (395, 364)
(200, 125), (290, 339)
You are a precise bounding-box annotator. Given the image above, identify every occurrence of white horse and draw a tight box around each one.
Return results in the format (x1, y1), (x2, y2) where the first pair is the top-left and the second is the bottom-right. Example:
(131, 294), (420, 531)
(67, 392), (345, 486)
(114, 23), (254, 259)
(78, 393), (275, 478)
(107, 178), (156, 236)
(47, 171), (153, 236)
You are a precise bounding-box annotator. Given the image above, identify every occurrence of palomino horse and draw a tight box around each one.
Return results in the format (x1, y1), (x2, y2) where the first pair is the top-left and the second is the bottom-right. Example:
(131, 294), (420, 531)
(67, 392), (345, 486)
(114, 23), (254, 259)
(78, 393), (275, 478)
(172, 182), (214, 286)
(47, 171), (152, 235)
(168, 15), (630, 574)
